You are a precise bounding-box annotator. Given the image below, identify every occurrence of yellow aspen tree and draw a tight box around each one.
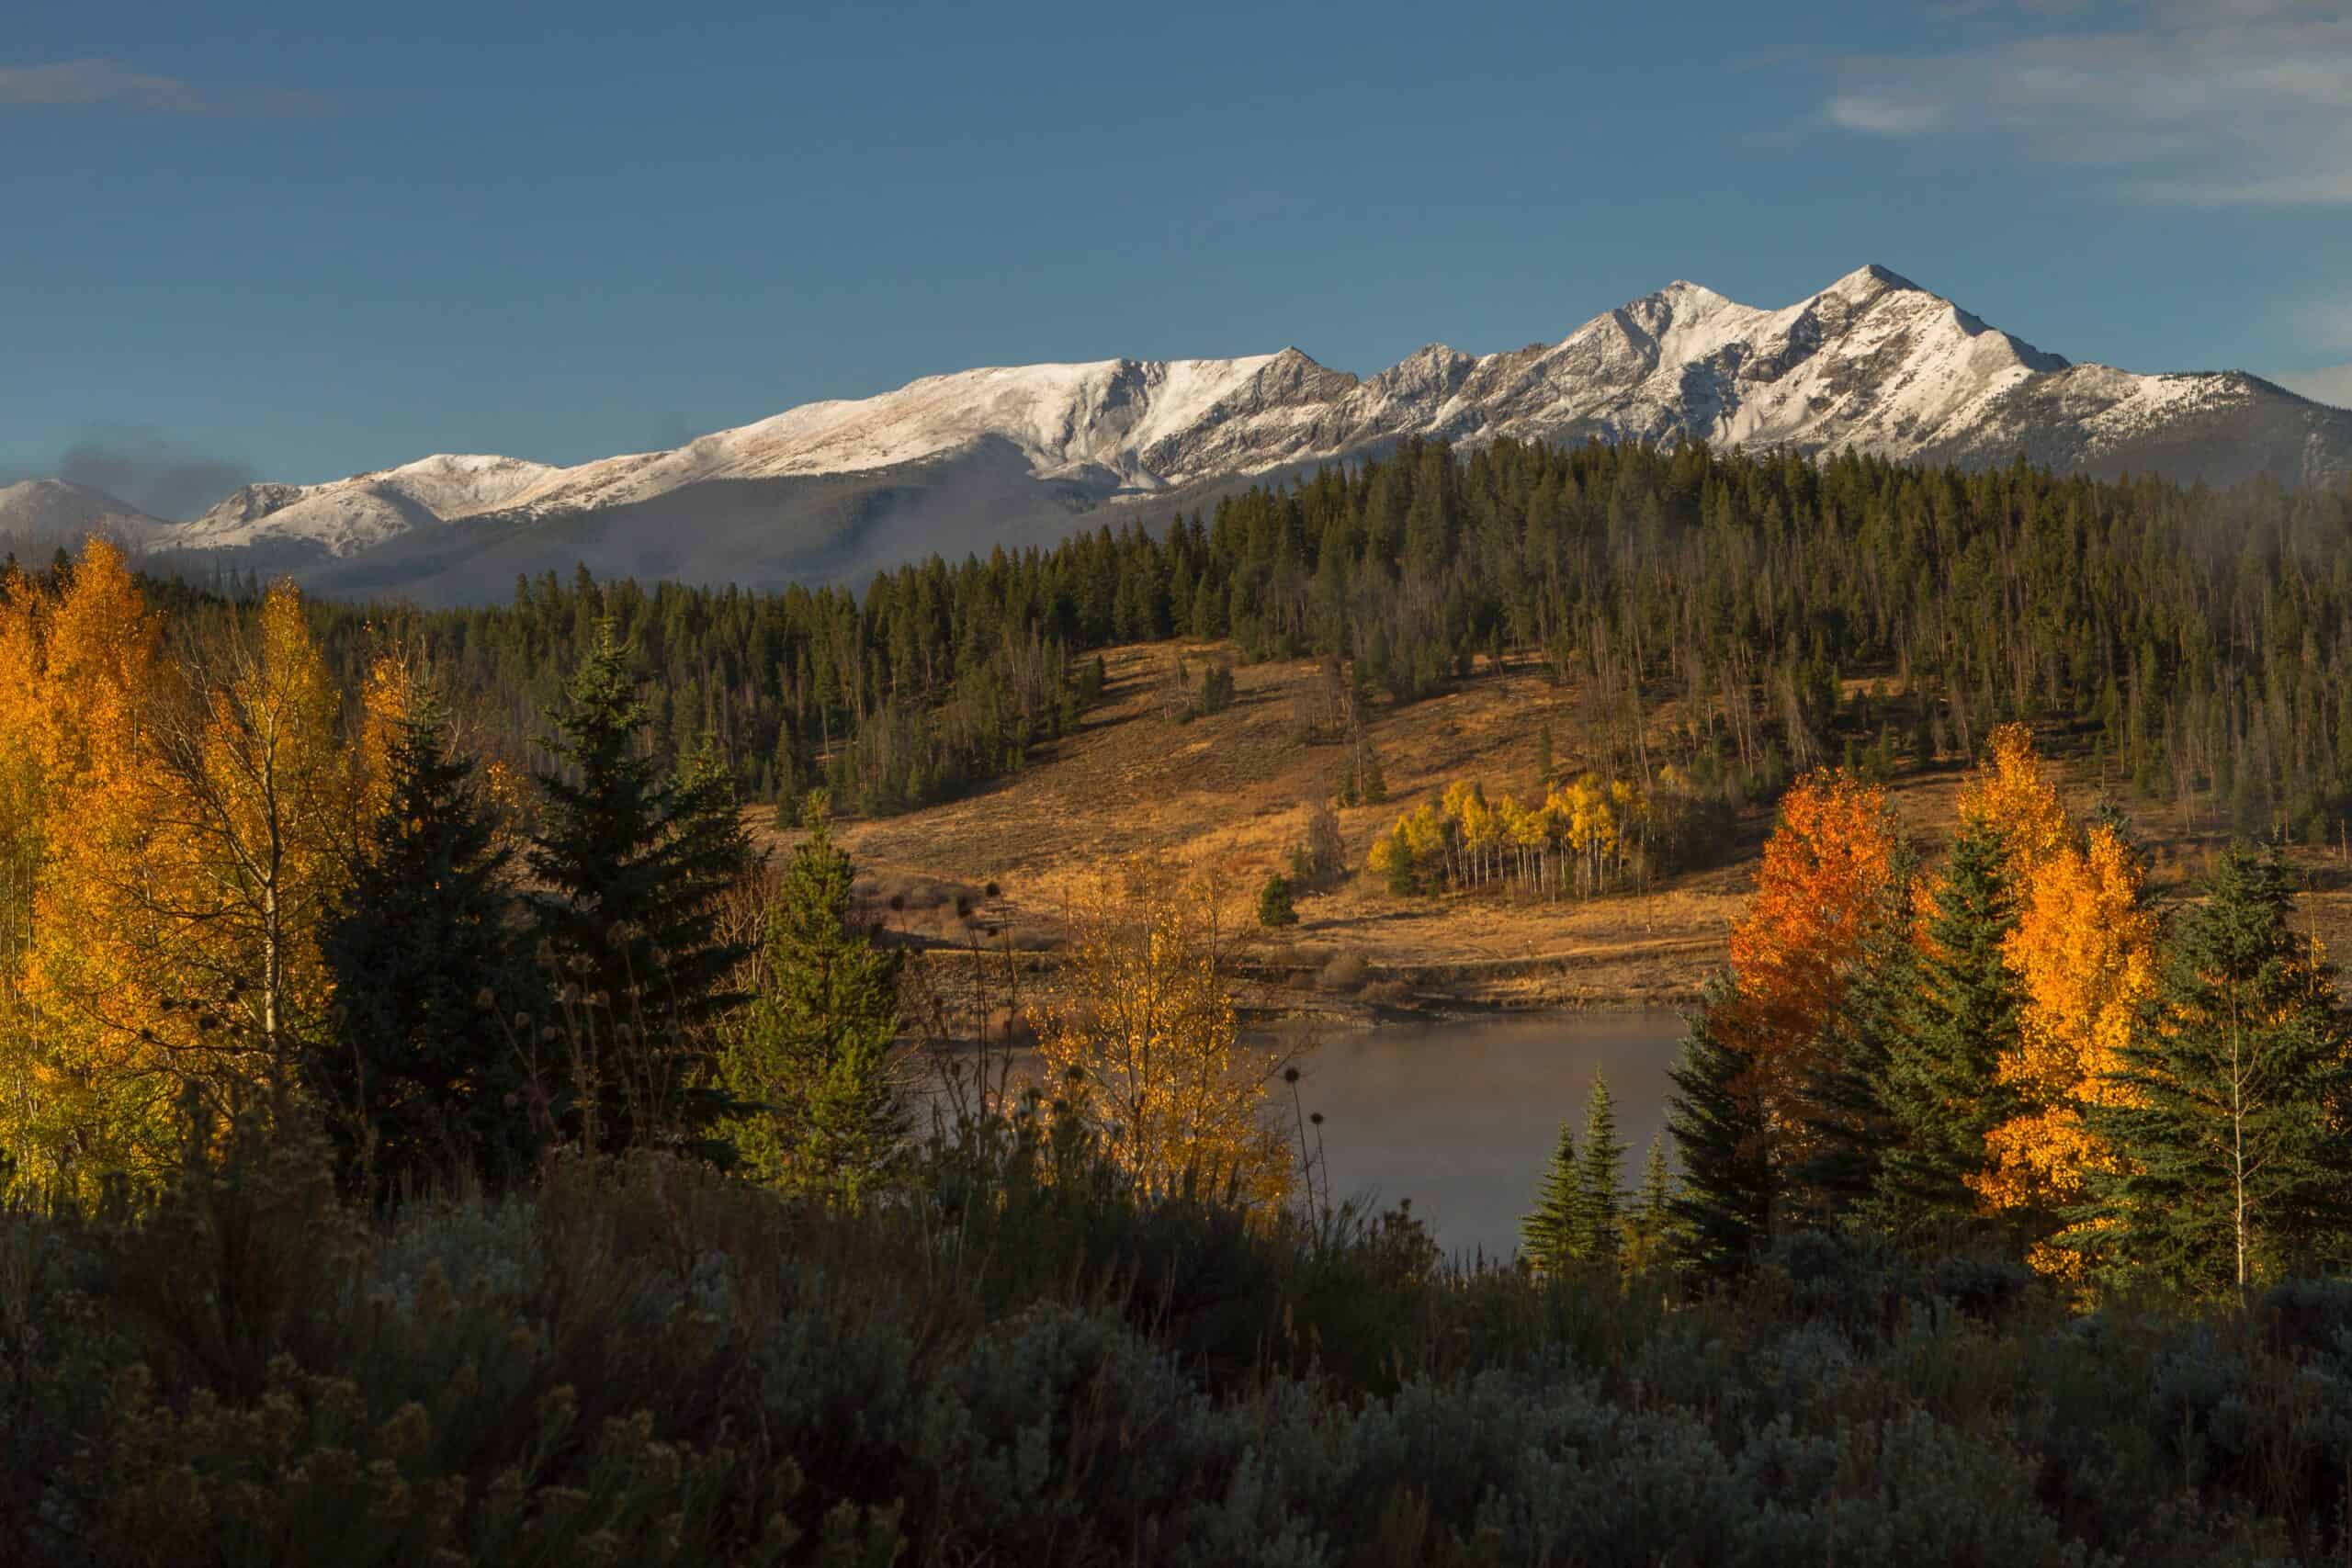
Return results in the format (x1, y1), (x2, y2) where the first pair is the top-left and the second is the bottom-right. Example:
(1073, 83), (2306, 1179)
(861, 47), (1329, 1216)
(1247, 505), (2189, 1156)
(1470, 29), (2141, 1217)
(0, 570), (47, 994)
(0, 569), (52, 1179)
(1952, 725), (2162, 1269)
(30, 580), (355, 1167)
(4, 543), (175, 1186)
(1979, 825), (2158, 1238)
(1954, 723), (2073, 872)
(356, 648), (420, 827)
(1039, 853), (1296, 1211)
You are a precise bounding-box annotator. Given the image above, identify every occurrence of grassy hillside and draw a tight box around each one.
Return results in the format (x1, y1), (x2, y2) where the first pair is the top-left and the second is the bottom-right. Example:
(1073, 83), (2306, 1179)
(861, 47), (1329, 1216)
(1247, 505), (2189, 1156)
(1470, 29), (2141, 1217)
(758, 640), (2352, 1019)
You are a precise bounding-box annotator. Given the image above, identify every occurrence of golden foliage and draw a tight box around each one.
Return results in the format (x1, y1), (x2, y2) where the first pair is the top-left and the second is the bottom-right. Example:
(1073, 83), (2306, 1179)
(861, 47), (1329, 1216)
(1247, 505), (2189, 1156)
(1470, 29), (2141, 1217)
(1, 556), (361, 1190)
(1956, 723), (2074, 873)
(1367, 772), (1652, 898)
(0, 544), (176, 1184)
(1038, 854), (1296, 1210)
(1952, 726), (2160, 1267)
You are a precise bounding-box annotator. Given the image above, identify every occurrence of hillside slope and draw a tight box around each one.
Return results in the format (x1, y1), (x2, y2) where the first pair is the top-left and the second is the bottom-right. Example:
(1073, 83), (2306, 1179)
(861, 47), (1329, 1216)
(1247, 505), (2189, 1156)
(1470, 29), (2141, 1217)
(803, 642), (2352, 1015)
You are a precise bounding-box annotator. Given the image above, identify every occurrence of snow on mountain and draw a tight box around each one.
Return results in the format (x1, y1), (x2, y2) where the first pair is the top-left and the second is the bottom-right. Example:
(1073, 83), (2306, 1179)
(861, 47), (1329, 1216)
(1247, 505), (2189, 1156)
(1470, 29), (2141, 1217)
(0, 479), (175, 549)
(68, 265), (2352, 588)
(489, 350), (1355, 521)
(176, 454), (566, 557)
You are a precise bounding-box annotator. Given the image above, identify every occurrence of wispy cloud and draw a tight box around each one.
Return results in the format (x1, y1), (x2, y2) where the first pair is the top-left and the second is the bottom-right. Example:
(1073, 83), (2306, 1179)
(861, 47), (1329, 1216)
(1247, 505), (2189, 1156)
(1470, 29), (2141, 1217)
(1824, 1), (2352, 206)
(1825, 95), (1947, 135)
(2269, 365), (2352, 409)
(0, 59), (334, 118)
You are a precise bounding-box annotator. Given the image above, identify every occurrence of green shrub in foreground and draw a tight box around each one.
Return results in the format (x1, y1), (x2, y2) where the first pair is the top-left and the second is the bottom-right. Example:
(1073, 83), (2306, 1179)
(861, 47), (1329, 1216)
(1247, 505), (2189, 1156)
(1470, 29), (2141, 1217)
(3, 1113), (2345, 1565)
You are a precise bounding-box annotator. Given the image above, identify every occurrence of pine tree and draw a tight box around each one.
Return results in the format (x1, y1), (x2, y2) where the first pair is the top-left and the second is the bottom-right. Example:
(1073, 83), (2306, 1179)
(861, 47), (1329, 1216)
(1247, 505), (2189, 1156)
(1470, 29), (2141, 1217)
(1667, 991), (1775, 1285)
(529, 622), (755, 1152)
(1866, 818), (2021, 1245)
(722, 800), (906, 1200)
(1576, 1072), (1626, 1266)
(316, 689), (533, 1198)
(2083, 847), (2352, 1293)
(1521, 1120), (1583, 1274)
(1622, 1132), (1677, 1276)
(1257, 872), (1299, 929)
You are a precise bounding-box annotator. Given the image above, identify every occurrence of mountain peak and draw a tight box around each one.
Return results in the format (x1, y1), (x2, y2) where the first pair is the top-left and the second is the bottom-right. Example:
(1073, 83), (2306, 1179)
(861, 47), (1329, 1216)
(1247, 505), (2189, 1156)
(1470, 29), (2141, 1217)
(1826, 263), (1920, 299)
(43, 264), (2346, 603)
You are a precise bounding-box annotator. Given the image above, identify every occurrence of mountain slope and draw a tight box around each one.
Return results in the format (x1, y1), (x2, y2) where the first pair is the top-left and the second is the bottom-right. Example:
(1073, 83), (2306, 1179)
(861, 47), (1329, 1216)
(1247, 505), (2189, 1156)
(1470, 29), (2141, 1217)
(91, 265), (2352, 602)
(0, 479), (175, 553)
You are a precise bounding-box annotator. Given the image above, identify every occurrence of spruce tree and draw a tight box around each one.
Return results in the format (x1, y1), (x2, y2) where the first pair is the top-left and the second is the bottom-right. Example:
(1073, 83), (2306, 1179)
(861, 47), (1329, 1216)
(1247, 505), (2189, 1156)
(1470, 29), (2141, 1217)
(722, 800), (906, 1200)
(1622, 1133), (1677, 1276)
(1866, 818), (2020, 1245)
(2084, 847), (2352, 1293)
(1576, 1072), (1626, 1266)
(529, 622), (755, 1152)
(1521, 1121), (1584, 1274)
(1257, 872), (1299, 929)
(1667, 991), (1775, 1285)
(316, 691), (532, 1198)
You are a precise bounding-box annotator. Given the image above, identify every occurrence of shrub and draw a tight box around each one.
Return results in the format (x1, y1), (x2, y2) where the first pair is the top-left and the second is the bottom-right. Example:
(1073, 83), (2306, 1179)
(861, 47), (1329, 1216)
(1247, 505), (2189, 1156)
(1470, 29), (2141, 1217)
(0, 1112), (2329, 1566)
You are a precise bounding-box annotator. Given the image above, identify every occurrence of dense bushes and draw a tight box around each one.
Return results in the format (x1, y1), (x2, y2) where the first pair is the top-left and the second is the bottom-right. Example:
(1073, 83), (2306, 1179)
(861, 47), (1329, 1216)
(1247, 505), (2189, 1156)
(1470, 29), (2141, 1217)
(6, 1111), (2347, 1565)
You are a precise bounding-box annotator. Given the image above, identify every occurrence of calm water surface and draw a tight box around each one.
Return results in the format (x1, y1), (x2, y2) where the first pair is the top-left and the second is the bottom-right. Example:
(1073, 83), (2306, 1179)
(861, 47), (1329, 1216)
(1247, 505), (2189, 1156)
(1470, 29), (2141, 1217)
(1281, 1012), (1689, 1262)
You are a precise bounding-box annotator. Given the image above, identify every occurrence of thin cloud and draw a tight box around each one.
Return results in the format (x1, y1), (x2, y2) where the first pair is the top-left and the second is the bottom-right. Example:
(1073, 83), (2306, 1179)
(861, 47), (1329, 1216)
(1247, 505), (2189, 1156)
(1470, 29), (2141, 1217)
(2269, 365), (2352, 409)
(1826, 95), (1947, 135)
(0, 59), (335, 118)
(1822, 1), (2352, 206)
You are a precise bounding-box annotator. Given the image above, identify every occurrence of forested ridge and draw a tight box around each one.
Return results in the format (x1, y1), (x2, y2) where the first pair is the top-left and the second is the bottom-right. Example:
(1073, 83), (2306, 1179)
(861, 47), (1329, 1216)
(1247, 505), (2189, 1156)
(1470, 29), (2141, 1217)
(114, 437), (2352, 839)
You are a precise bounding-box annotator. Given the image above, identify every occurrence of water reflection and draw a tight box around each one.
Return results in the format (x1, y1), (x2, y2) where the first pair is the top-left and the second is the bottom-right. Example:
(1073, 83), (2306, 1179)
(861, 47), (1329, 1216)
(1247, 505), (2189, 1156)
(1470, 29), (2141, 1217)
(1282, 1012), (1690, 1262)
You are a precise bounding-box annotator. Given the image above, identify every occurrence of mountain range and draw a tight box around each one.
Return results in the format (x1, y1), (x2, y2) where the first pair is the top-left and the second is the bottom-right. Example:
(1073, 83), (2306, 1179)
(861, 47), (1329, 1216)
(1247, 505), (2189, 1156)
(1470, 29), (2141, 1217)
(7, 265), (2347, 605)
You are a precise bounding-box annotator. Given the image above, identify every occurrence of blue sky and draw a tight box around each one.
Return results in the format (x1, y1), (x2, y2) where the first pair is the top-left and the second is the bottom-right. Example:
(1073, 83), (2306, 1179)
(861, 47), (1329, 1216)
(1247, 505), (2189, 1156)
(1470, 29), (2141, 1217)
(4, 0), (2348, 515)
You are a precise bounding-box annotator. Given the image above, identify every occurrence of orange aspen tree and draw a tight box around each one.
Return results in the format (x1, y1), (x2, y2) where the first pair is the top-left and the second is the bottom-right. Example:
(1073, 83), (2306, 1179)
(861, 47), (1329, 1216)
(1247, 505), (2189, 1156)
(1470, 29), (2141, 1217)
(1716, 770), (1900, 1160)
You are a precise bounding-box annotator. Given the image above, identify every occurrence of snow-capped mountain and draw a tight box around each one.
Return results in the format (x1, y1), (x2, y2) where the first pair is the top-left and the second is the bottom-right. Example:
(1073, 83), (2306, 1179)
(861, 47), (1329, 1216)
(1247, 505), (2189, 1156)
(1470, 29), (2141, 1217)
(24, 265), (2350, 604)
(176, 454), (568, 556)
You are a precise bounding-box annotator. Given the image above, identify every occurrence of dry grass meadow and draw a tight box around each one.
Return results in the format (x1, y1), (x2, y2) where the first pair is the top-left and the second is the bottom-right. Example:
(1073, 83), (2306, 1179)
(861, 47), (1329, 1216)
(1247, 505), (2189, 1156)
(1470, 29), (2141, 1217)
(749, 639), (2352, 1022)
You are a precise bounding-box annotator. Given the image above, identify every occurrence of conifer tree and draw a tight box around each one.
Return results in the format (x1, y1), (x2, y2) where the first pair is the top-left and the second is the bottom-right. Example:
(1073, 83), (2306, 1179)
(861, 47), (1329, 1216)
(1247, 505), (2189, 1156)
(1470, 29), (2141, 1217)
(722, 798), (906, 1200)
(1867, 818), (2021, 1244)
(529, 622), (754, 1152)
(2083, 847), (2352, 1293)
(1577, 1072), (1626, 1265)
(317, 686), (533, 1198)
(1257, 872), (1299, 929)
(1622, 1132), (1676, 1275)
(1521, 1120), (1583, 1274)
(1667, 992), (1775, 1285)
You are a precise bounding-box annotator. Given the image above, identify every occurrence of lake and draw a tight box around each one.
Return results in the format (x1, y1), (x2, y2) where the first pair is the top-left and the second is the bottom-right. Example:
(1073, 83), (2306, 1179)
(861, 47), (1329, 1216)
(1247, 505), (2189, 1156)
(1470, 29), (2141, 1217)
(1278, 1011), (1691, 1262)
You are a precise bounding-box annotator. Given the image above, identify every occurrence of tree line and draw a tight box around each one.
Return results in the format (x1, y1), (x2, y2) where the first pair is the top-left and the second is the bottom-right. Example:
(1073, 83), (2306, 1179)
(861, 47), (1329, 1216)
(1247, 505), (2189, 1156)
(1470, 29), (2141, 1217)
(74, 434), (2352, 846)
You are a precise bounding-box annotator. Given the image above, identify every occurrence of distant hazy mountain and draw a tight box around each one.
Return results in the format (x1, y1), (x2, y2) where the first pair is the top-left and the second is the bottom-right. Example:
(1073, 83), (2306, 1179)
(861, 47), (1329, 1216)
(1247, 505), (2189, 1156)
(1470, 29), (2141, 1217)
(27, 265), (2351, 604)
(0, 479), (176, 555)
